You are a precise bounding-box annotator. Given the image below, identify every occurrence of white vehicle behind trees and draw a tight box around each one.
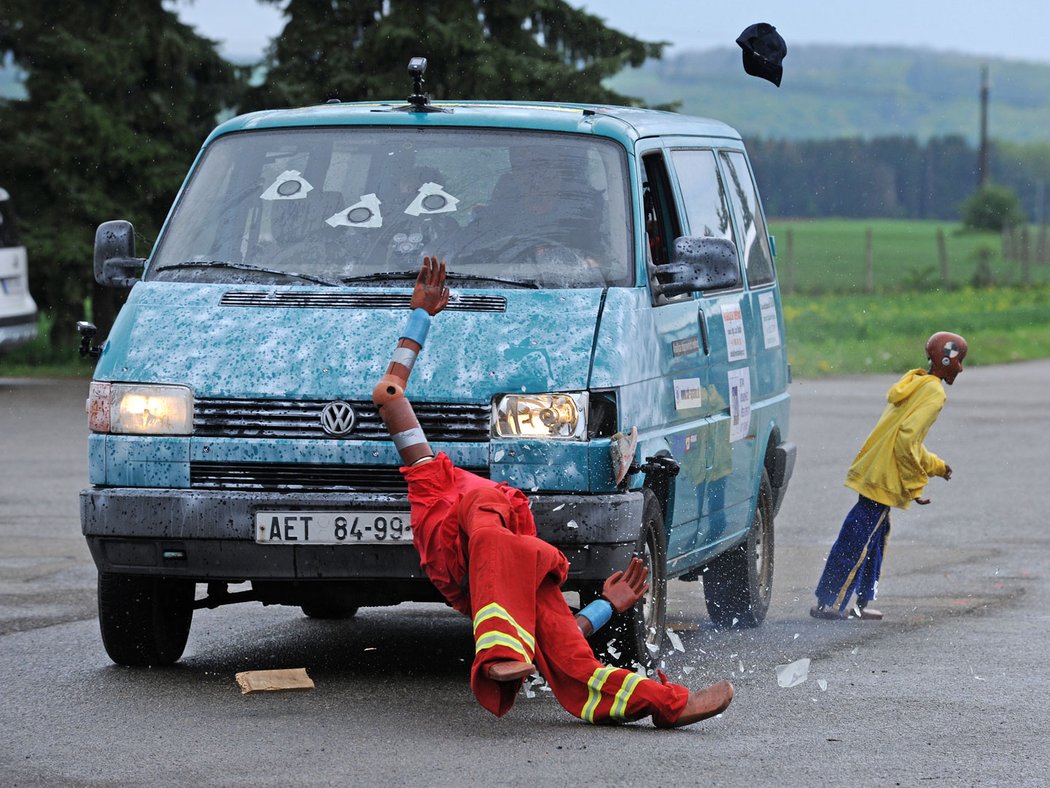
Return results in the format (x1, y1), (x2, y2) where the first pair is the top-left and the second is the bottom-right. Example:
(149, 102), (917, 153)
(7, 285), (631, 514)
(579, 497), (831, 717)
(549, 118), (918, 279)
(0, 187), (38, 351)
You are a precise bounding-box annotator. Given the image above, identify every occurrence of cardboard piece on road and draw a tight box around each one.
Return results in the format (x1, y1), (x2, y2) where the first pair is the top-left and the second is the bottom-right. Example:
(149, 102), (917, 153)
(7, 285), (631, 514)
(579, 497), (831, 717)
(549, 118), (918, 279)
(236, 668), (315, 694)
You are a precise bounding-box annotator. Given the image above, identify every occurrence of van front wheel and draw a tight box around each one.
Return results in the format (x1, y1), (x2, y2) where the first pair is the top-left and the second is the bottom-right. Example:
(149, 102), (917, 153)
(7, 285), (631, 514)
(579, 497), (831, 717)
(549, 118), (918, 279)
(589, 489), (667, 668)
(702, 471), (774, 628)
(98, 573), (194, 666)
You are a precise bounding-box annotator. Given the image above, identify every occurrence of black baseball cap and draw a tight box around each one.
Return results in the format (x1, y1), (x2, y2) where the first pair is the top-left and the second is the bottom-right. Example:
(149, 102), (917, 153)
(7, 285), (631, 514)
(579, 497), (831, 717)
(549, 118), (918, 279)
(736, 23), (787, 87)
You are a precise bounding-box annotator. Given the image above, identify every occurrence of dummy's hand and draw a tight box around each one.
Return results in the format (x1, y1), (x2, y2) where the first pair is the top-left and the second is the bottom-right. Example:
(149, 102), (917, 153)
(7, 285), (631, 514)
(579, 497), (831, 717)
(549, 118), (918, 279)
(601, 557), (650, 613)
(915, 496), (931, 506)
(410, 256), (450, 315)
(943, 463), (952, 481)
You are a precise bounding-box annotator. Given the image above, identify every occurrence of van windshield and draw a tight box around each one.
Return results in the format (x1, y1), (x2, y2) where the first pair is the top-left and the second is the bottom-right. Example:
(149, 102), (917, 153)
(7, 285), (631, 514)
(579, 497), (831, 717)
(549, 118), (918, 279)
(148, 128), (633, 289)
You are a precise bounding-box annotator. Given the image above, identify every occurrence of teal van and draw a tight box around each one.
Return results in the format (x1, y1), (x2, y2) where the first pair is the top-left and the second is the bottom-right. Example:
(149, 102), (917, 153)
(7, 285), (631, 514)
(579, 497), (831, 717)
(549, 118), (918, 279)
(81, 79), (795, 668)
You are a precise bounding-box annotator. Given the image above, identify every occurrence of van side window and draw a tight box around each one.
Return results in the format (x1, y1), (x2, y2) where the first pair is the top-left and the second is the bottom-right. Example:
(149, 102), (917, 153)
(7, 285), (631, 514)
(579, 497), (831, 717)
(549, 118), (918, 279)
(641, 153), (681, 268)
(670, 148), (736, 249)
(720, 151), (775, 287)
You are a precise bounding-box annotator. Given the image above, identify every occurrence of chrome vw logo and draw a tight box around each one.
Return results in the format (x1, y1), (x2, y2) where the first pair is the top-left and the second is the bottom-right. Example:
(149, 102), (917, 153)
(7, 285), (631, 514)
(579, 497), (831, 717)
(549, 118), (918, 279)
(320, 401), (356, 437)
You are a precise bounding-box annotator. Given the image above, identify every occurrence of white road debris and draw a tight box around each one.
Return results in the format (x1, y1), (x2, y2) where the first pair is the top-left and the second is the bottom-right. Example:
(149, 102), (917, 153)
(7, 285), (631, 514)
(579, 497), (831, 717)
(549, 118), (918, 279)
(776, 658), (811, 688)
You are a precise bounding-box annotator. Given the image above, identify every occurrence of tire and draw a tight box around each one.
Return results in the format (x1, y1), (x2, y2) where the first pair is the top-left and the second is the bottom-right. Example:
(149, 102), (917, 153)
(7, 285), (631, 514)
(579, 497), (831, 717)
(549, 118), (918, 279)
(592, 489), (668, 668)
(703, 470), (774, 628)
(300, 602), (359, 620)
(98, 573), (195, 667)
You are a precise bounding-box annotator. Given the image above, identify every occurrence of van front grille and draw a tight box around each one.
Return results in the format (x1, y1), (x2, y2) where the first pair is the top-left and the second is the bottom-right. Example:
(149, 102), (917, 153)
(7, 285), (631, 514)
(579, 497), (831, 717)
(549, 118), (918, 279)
(189, 461), (489, 493)
(194, 398), (490, 442)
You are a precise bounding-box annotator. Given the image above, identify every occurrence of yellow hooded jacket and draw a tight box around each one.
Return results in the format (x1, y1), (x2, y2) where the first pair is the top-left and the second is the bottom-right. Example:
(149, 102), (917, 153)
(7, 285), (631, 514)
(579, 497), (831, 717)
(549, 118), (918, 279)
(845, 369), (948, 509)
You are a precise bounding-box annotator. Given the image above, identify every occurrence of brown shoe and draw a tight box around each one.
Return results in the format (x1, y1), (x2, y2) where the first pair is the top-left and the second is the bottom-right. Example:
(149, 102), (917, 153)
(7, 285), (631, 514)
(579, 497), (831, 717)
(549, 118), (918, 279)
(810, 604), (846, 620)
(484, 660), (536, 682)
(654, 680), (734, 728)
(849, 605), (883, 620)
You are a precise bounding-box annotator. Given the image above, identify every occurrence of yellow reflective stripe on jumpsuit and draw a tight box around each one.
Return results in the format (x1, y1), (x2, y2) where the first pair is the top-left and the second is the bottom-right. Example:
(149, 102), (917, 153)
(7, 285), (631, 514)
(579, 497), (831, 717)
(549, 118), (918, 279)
(473, 602), (536, 660)
(580, 666), (643, 723)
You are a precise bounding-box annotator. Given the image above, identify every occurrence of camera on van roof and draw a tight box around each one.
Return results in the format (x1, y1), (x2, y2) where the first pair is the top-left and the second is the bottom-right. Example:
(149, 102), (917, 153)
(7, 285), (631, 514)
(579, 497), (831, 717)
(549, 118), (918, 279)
(407, 57), (427, 77)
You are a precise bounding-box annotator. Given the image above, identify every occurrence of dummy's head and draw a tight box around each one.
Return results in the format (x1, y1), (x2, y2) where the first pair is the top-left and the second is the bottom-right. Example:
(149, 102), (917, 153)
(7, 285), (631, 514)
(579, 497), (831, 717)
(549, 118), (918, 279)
(925, 331), (968, 385)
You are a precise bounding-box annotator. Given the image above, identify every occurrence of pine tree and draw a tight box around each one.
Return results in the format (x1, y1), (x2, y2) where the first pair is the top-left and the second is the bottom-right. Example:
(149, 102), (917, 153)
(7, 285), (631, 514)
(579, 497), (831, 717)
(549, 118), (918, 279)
(247, 0), (664, 110)
(0, 1), (244, 350)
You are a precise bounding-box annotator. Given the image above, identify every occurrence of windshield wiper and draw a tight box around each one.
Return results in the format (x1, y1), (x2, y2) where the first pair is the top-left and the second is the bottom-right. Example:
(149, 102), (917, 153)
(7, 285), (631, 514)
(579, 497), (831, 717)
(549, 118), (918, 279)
(152, 260), (342, 287)
(339, 270), (422, 284)
(340, 270), (539, 289)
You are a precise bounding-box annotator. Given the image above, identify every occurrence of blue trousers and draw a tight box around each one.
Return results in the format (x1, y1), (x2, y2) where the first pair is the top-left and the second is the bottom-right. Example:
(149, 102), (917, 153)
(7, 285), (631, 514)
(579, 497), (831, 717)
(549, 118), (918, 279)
(815, 495), (891, 611)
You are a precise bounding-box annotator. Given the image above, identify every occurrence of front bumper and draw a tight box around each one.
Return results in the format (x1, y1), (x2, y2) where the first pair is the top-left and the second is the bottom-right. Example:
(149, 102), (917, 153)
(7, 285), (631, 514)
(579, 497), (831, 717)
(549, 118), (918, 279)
(80, 487), (643, 587)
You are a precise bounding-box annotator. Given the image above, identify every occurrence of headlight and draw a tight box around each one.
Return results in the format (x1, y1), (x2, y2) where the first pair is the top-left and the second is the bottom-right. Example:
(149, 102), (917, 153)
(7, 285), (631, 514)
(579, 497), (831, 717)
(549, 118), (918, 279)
(87, 382), (193, 435)
(493, 393), (587, 440)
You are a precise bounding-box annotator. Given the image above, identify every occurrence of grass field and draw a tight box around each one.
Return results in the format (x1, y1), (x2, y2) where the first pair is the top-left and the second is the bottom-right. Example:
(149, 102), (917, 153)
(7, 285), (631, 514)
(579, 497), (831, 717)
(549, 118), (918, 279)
(783, 285), (1050, 377)
(768, 218), (1050, 294)
(767, 218), (1050, 376)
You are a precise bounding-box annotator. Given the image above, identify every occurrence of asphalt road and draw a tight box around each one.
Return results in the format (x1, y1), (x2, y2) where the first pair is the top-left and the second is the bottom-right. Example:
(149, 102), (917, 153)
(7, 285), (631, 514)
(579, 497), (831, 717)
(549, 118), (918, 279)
(1, 363), (1048, 786)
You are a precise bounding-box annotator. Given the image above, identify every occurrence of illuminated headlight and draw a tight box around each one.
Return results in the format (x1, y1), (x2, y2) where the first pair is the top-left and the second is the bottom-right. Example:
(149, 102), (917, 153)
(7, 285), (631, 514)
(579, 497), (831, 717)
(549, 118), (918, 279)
(87, 382), (193, 435)
(493, 393), (587, 440)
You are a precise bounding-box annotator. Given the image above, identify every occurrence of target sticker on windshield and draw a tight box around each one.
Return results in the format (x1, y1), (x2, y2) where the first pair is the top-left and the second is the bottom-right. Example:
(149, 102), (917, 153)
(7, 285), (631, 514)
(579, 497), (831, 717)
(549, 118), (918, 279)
(260, 170), (314, 201)
(326, 193), (384, 228)
(404, 182), (459, 216)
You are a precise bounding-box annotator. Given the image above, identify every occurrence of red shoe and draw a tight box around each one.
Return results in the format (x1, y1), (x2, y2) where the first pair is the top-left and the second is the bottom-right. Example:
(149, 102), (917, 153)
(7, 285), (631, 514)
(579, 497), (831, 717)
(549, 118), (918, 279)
(810, 604), (846, 620)
(653, 680), (734, 728)
(484, 660), (536, 682)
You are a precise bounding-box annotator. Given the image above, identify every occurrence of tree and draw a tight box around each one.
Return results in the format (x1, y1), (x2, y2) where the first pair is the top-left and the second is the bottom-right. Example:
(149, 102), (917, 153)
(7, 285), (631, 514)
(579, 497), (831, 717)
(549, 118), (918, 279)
(246, 0), (664, 110)
(0, 1), (244, 352)
(960, 184), (1025, 232)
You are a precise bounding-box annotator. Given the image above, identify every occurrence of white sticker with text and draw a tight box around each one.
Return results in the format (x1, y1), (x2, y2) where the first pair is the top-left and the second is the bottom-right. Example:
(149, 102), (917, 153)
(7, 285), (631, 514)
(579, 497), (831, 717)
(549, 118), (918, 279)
(759, 292), (781, 349)
(722, 302), (747, 362)
(673, 378), (703, 411)
(728, 368), (752, 442)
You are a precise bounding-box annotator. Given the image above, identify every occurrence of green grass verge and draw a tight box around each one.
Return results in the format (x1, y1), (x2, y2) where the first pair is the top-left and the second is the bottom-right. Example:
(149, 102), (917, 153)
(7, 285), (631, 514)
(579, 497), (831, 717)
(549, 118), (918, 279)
(0, 314), (91, 378)
(784, 284), (1050, 377)
(769, 218), (1050, 294)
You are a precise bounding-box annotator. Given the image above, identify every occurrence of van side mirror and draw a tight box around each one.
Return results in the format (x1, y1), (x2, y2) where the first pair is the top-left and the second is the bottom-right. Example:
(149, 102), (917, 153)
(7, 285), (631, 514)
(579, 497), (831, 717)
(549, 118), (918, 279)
(650, 236), (740, 299)
(94, 220), (145, 287)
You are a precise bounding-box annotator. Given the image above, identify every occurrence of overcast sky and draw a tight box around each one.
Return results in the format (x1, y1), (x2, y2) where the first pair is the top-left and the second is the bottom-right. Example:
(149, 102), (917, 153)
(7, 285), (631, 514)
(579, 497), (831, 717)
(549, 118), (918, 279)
(172, 0), (1050, 65)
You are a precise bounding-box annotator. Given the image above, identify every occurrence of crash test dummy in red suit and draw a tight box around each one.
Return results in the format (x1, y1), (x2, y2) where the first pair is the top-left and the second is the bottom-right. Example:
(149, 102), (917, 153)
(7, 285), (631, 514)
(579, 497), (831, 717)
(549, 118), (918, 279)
(371, 256), (734, 727)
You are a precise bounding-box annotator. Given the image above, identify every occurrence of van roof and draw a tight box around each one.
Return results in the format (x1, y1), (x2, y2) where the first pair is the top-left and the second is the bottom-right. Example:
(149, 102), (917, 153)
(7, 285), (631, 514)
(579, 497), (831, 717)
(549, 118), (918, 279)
(208, 100), (743, 148)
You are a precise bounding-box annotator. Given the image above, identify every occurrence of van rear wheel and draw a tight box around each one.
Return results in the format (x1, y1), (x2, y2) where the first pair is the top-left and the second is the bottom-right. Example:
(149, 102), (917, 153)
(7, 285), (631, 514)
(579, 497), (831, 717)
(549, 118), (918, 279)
(702, 471), (774, 627)
(98, 573), (194, 666)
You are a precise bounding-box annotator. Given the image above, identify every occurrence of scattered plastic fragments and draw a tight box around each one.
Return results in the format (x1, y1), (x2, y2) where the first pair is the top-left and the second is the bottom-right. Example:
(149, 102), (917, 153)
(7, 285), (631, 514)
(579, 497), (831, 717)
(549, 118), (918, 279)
(776, 658), (811, 688)
(666, 629), (685, 653)
(817, 679), (828, 692)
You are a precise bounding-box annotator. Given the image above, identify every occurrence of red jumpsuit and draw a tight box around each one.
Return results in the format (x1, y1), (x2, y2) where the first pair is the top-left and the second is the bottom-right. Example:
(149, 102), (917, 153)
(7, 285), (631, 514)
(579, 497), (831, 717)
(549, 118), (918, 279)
(403, 452), (690, 724)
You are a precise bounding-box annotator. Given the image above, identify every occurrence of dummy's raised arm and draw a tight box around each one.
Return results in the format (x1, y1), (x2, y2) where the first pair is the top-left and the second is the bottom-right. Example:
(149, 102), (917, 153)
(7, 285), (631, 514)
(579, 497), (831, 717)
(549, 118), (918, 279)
(372, 257), (450, 466)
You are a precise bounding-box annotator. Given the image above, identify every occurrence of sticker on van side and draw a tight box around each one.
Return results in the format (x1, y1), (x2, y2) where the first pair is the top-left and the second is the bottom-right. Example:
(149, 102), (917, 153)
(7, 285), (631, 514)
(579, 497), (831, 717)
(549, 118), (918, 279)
(721, 303), (747, 362)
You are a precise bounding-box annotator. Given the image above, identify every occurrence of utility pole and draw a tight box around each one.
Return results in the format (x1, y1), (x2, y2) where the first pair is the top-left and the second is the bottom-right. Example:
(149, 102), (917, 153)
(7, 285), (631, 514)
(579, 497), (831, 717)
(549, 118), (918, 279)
(977, 64), (989, 188)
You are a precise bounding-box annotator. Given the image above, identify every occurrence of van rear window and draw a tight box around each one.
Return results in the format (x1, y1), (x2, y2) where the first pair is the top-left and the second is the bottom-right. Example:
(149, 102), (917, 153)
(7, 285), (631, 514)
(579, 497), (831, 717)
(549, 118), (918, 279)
(148, 128), (633, 289)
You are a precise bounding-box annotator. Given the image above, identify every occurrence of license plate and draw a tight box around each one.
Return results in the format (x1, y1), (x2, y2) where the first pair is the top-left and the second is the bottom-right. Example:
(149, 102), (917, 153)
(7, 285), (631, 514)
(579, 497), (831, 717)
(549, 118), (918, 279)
(255, 511), (412, 545)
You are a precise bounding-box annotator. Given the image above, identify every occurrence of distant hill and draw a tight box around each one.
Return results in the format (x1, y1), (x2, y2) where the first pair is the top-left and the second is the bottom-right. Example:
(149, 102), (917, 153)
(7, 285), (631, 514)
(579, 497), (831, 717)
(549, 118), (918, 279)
(6, 44), (1050, 145)
(608, 45), (1050, 144)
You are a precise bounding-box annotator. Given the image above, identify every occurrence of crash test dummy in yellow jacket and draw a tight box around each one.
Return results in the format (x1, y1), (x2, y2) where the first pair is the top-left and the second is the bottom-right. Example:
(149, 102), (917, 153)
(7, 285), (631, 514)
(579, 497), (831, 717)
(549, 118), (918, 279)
(811, 331), (968, 621)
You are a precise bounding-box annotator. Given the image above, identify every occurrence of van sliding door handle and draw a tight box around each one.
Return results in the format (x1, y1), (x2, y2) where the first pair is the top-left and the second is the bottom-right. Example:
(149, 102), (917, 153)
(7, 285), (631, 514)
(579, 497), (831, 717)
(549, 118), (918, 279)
(698, 313), (710, 355)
